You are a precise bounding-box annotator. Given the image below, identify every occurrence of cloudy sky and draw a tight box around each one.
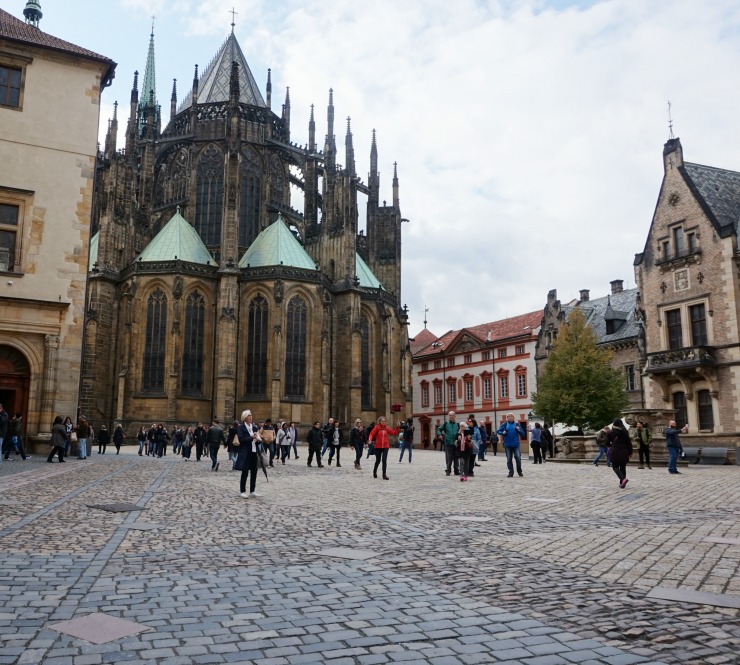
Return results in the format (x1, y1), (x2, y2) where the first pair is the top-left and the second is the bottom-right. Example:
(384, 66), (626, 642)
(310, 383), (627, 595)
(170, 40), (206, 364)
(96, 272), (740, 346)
(28, 0), (740, 336)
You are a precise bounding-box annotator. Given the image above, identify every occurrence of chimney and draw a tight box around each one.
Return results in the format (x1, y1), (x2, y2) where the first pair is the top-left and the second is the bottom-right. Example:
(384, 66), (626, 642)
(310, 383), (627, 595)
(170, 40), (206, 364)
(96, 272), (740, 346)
(610, 279), (624, 294)
(579, 289), (590, 302)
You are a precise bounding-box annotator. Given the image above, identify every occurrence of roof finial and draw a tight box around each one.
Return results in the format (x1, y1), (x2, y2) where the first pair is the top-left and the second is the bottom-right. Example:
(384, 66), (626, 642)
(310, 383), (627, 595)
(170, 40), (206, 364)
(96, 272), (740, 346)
(423, 306), (429, 329)
(23, 0), (42, 27)
(229, 6), (238, 32)
(667, 100), (674, 140)
(151, 14), (155, 36)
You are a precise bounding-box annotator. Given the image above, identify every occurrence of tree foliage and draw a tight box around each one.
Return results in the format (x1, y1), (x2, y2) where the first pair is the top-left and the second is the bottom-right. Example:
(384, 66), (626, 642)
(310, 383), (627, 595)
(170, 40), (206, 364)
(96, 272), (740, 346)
(532, 308), (627, 430)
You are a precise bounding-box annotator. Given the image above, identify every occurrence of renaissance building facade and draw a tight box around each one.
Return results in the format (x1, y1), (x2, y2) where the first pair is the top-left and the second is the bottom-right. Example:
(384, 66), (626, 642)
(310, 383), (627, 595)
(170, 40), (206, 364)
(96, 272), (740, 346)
(83, 28), (411, 429)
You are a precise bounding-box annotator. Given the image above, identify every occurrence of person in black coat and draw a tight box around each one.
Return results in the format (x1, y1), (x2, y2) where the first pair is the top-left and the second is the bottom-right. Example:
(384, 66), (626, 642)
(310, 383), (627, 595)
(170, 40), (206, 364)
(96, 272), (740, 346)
(97, 426), (110, 454)
(235, 410), (261, 497)
(326, 421), (345, 467)
(113, 425), (125, 454)
(608, 418), (633, 489)
(349, 418), (367, 470)
(306, 421), (324, 468)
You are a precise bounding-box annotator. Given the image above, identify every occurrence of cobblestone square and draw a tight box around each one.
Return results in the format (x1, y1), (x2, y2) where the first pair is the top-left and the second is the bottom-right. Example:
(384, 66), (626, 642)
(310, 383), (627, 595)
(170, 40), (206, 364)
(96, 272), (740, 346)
(0, 448), (737, 664)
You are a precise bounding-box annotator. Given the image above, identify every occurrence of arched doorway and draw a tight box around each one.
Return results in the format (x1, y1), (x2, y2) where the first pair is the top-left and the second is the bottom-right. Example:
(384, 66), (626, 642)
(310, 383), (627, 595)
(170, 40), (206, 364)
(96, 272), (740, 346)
(0, 345), (31, 421)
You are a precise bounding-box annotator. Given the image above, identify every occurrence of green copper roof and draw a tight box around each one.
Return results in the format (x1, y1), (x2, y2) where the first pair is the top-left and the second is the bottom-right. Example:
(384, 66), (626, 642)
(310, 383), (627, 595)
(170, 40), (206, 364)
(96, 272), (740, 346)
(239, 214), (315, 270)
(356, 253), (384, 289)
(137, 210), (213, 265)
(88, 231), (99, 270)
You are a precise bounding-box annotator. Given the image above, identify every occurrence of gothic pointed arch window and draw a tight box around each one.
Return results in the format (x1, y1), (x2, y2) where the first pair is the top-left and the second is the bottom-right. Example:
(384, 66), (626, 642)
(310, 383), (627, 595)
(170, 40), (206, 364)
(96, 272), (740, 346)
(361, 315), (372, 409)
(195, 144), (223, 245)
(181, 290), (205, 395)
(245, 295), (268, 397)
(240, 148), (262, 248)
(143, 288), (167, 392)
(285, 295), (307, 398)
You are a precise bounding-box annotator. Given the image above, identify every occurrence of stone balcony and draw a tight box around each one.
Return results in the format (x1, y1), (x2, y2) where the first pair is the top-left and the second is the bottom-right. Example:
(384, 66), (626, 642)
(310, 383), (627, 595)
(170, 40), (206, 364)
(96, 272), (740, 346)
(646, 346), (715, 374)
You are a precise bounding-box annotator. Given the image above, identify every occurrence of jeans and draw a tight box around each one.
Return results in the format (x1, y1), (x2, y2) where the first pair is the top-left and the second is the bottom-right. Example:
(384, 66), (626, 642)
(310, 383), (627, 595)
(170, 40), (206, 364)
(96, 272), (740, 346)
(5, 435), (28, 460)
(195, 441), (204, 461)
(281, 445), (290, 463)
(354, 441), (364, 465)
(366, 442), (374, 458)
(638, 443), (651, 467)
(477, 442), (488, 460)
(593, 446), (608, 465)
(445, 445), (459, 475)
(505, 446), (522, 475)
(78, 437), (88, 459)
(531, 442), (542, 464)
(292, 441), (299, 458)
(459, 448), (471, 478)
(321, 437), (329, 456)
(138, 439), (146, 454)
(399, 441), (412, 463)
(327, 444), (340, 465)
(47, 445), (65, 462)
(209, 444), (219, 469)
(491, 439), (498, 456)
(183, 445), (192, 459)
(667, 446), (679, 473)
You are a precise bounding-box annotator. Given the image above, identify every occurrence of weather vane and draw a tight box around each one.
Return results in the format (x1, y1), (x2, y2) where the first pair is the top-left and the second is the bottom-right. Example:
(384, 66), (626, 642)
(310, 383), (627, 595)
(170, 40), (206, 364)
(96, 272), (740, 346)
(423, 306), (429, 329)
(667, 100), (674, 140)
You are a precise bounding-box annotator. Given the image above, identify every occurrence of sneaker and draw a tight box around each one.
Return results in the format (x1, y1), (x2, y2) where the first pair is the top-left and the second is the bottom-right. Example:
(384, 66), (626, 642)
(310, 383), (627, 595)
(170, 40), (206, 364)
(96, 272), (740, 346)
(215, 462), (220, 472)
(507, 474), (514, 478)
(673, 470), (682, 474)
(460, 476), (467, 482)
(336, 463), (341, 468)
(374, 472), (378, 479)
(517, 473), (524, 477)
(445, 470), (451, 476)
(593, 462), (598, 466)
(307, 463), (312, 467)
(240, 492), (249, 497)
(382, 475), (389, 480)
(318, 464), (324, 468)
(249, 492), (262, 498)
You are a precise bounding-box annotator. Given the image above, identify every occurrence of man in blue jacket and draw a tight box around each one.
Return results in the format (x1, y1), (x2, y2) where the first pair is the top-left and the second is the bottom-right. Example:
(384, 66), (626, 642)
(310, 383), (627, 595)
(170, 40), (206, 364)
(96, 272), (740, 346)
(497, 413), (525, 477)
(664, 420), (688, 475)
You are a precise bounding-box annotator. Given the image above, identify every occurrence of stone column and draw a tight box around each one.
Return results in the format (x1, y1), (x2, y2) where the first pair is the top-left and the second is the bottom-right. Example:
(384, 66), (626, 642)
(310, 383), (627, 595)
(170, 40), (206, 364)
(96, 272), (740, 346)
(40, 334), (60, 432)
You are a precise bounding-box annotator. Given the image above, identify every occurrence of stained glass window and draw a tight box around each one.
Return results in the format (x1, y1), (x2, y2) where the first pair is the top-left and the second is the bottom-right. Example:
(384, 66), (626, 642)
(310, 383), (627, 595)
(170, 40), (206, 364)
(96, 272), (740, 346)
(285, 296), (307, 397)
(143, 289), (167, 392)
(182, 291), (205, 395)
(195, 144), (223, 245)
(245, 295), (268, 396)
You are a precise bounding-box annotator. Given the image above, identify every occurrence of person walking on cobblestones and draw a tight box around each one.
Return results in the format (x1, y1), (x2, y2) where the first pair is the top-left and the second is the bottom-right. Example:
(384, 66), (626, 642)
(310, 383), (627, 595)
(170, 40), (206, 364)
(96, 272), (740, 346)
(288, 421), (299, 459)
(75, 415), (91, 460)
(207, 419), (225, 471)
(457, 419), (474, 481)
(498, 413), (525, 478)
(306, 421), (324, 467)
(146, 423), (156, 456)
(321, 418), (335, 459)
(236, 410), (261, 497)
(368, 417), (400, 480)
(137, 426), (147, 456)
(438, 411), (460, 476)
(47, 415), (67, 463)
(0, 403), (7, 467)
(97, 425), (110, 454)
(226, 420), (240, 468)
(112, 424), (124, 454)
(593, 425), (610, 466)
(633, 421), (652, 469)
(182, 426), (194, 460)
(193, 422), (207, 461)
(529, 422), (543, 464)
(155, 423), (169, 458)
(398, 418), (415, 464)
(664, 420), (688, 475)
(350, 418), (367, 470)
(608, 418), (632, 488)
(326, 420), (344, 467)
(541, 424), (553, 459)
(261, 418), (276, 467)
(278, 422), (292, 464)
(5, 412), (30, 461)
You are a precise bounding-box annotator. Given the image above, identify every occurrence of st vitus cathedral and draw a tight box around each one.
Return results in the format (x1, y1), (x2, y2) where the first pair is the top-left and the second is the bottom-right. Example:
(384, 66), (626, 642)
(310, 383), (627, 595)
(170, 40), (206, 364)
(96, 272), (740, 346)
(82, 27), (411, 429)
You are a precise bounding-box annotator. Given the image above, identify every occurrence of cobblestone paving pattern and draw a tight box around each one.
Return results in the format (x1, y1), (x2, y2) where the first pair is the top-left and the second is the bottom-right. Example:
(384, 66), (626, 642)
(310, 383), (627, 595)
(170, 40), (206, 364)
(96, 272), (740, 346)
(0, 448), (737, 664)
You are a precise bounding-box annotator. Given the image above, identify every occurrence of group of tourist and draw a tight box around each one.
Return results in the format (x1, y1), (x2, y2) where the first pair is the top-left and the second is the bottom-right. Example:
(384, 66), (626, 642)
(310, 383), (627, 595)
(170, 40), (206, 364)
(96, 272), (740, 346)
(0, 404), (30, 464)
(45, 415), (126, 463)
(594, 418), (690, 488)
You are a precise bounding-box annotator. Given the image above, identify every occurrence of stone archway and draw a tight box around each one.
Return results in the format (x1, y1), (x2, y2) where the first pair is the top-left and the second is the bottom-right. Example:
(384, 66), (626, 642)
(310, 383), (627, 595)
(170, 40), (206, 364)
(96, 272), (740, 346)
(0, 345), (31, 423)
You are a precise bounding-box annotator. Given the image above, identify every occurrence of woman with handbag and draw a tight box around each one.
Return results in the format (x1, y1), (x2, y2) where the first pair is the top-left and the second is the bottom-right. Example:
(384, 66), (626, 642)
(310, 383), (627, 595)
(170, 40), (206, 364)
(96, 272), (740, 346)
(47, 415), (68, 463)
(236, 410), (262, 498)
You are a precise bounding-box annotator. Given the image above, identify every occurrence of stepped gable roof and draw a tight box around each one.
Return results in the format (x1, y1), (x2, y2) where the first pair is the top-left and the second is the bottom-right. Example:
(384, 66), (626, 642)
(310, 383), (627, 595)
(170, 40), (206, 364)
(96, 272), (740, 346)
(137, 209), (213, 265)
(239, 214), (315, 270)
(564, 288), (639, 344)
(179, 31), (265, 112)
(682, 162), (740, 236)
(356, 253), (384, 289)
(410, 328), (438, 355)
(0, 9), (115, 82)
(413, 310), (541, 359)
(88, 232), (99, 271)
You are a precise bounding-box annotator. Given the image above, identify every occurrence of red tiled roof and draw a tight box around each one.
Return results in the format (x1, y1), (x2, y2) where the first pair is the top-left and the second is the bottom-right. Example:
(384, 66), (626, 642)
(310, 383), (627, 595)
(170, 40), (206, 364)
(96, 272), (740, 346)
(0, 9), (115, 80)
(413, 310), (542, 358)
(409, 328), (438, 354)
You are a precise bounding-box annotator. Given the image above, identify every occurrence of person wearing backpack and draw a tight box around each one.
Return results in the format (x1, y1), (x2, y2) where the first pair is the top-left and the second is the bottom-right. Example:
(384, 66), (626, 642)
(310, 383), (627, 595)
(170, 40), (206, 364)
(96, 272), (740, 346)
(633, 421), (652, 469)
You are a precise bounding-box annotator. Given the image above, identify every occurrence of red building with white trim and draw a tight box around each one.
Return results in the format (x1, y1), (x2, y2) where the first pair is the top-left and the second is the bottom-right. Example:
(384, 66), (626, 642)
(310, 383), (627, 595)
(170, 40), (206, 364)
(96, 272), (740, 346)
(410, 311), (542, 451)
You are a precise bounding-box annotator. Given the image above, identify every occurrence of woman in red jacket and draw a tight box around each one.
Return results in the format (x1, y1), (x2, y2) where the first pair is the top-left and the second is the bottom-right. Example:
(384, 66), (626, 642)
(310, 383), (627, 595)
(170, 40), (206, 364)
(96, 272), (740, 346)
(368, 417), (400, 480)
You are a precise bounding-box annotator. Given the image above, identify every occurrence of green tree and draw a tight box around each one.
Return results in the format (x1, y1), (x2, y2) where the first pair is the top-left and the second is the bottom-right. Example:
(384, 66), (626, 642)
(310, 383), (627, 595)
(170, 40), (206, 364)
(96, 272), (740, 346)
(532, 308), (627, 431)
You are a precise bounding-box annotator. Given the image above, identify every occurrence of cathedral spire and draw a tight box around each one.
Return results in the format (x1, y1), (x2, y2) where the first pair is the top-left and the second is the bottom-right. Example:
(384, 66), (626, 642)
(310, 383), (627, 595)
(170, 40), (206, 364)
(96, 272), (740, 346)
(191, 64), (199, 105)
(104, 101), (118, 158)
(23, 0), (42, 27)
(170, 78), (177, 120)
(130, 70), (139, 105)
(308, 104), (315, 151)
(283, 86), (290, 139)
(369, 129), (379, 204)
(393, 161), (399, 208)
(138, 27), (159, 136)
(266, 68), (272, 110)
(345, 116), (355, 176)
(325, 88), (336, 172)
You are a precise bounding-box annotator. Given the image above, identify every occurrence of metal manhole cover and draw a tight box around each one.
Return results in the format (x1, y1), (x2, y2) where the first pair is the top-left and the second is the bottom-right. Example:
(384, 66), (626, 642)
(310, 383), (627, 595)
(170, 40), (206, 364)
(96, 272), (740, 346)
(89, 503), (145, 513)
